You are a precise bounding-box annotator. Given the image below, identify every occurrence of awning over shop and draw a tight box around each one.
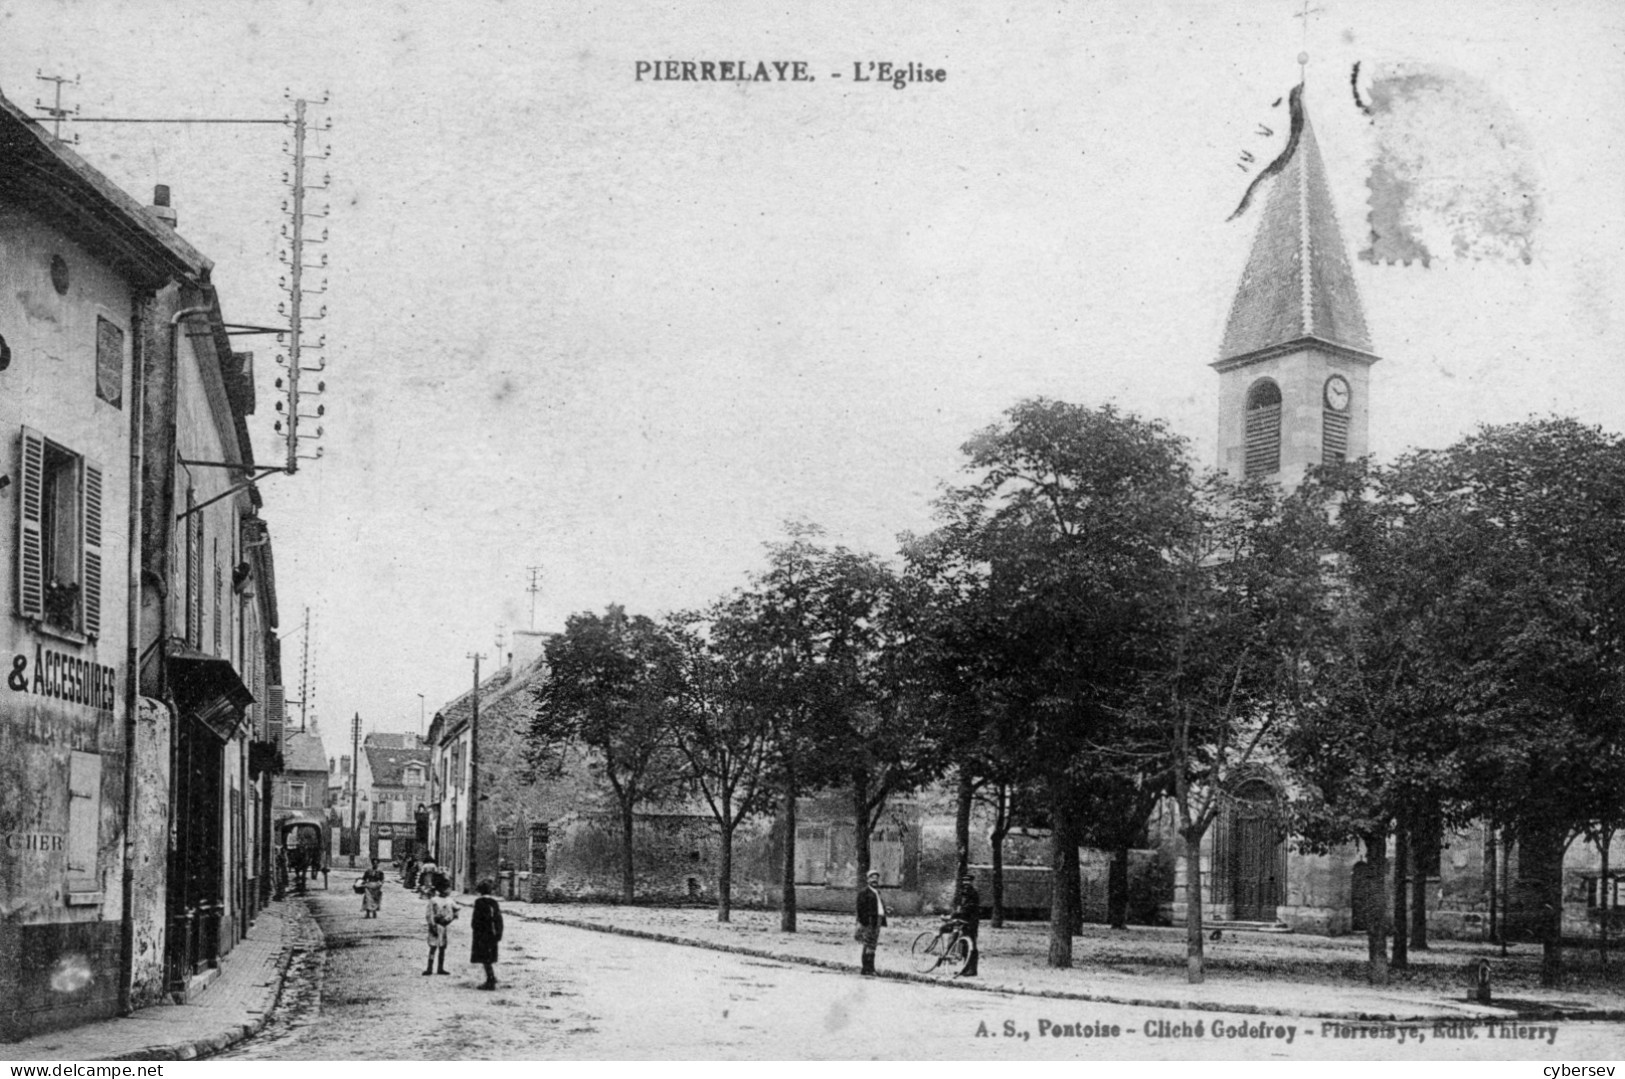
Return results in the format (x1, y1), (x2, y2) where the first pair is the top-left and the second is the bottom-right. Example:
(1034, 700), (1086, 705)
(167, 643), (254, 742)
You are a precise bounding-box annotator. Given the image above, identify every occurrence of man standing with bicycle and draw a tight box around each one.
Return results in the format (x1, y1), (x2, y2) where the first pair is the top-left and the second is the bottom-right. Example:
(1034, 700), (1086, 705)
(954, 871), (981, 977)
(856, 869), (887, 976)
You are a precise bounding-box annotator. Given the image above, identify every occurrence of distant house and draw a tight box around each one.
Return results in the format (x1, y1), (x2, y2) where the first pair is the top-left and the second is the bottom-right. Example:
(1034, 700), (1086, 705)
(428, 630), (612, 895)
(358, 734), (431, 864)
(275, 730), (329, 820)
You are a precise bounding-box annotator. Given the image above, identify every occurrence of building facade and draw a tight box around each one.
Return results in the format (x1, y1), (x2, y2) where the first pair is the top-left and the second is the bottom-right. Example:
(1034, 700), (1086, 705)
(358, 733), (430, 864)
(0, 90), (285, 1040)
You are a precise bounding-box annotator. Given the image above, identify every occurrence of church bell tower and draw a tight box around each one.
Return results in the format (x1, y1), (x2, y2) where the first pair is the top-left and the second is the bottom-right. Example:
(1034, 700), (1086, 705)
(1213, 87), (1379, 489)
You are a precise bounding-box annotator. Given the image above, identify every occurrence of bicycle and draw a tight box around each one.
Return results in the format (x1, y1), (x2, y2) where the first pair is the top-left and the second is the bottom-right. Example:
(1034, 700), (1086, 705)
(911, 917), (975, 974)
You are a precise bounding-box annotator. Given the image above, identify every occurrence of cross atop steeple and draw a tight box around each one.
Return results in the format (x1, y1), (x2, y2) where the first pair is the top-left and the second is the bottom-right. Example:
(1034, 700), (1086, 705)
(1293, 0), (1324, 80)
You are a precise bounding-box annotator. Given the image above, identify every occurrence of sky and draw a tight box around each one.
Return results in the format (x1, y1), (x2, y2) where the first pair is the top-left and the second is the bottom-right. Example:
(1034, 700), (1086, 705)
(3, 0), (1621, 743)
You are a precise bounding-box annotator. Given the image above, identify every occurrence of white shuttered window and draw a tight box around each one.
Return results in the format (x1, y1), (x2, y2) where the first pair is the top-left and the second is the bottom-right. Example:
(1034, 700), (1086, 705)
(15, 428), (104, 638)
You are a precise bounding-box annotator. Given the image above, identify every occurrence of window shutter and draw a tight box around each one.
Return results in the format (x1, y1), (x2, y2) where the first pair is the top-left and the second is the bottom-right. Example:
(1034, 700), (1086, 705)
(80, 458), (104, 639)
(17, 427), (46, 619)
(1245, 404), (1281, 476)
(213, 539), (222, 655)
(189, 509), (204, 648)
(267, 684), (285, 750)
(1322, 410), (1350, 464)
(67, 751), (102, 887)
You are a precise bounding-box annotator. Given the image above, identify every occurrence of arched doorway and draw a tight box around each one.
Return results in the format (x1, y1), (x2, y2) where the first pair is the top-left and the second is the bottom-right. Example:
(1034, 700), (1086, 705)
(1228, 780), (1285, 921)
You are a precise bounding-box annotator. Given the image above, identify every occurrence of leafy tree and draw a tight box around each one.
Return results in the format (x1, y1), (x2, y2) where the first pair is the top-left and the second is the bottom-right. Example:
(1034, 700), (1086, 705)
(1289, 419), (1625, 985)
(665, 608), (776, 922)
(834, 564), (950, 882)
(1283, 458), (1478, 983)
(1073, 768), (1166, 930)
(530, 605), (681, 903)
(717, 523), (860, 932)
(1145, 472), (1325, 983)
(921, 398), (1193, 968)
(1392, 420), (1625, 984)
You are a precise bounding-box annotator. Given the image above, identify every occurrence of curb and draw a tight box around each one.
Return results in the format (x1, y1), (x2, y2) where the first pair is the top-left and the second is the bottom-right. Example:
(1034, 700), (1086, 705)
(109, 896), (318, 1062)
(474, 900), (1625, 1025)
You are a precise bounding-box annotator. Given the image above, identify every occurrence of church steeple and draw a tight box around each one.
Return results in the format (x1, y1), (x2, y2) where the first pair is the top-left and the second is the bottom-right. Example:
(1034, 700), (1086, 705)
(1219, 101), (1373, 363)
(1211, 87), (1380, 487)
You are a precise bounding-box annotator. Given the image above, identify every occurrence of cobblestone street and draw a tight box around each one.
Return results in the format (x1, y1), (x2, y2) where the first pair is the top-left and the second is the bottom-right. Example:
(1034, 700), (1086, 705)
(214, 874), (1625, 1060)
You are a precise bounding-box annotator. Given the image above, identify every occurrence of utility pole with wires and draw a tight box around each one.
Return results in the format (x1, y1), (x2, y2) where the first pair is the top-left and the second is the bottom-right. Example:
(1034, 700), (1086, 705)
(33, 84), (334, 492)
(526, 565), (543, 630)
(272, 95), (332, 474)
(34, 71), (80, 142)
(288, 606), (314, 731)
(465, 652), (486, 892)
(349, 711), (361, 867)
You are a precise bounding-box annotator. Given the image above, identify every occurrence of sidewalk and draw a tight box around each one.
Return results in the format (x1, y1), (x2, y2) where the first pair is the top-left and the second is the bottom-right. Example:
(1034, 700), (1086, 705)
(3, 897), (315, 1062)
(477, 898), (1625, 1024)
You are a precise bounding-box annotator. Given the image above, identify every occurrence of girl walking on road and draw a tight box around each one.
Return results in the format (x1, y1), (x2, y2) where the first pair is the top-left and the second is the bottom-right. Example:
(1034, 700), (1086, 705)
(423, 874), (457, 975)
(359, 859), (385, 918)
(470, 879), (504, 990)
(416, 856), (439, 898)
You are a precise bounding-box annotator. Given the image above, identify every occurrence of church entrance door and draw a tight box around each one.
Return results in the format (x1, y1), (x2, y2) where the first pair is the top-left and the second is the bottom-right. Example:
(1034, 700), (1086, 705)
(1230, 781), (1284, 921)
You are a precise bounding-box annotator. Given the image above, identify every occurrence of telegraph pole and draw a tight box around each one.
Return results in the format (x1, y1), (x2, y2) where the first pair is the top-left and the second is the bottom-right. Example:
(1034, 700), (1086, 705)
(466, 652), (486, 891)
(349, 711), (361, 868)
(273, 97), (331, 473)
(35, 88), (334, 480)
(297, 606), (312, 730)
(34, 72), (80, 141)
(526, 566), (543, 630)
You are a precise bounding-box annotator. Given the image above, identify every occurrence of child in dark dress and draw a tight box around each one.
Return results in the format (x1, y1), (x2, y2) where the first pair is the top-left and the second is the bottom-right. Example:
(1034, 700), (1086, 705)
(470, 878), (504, 990)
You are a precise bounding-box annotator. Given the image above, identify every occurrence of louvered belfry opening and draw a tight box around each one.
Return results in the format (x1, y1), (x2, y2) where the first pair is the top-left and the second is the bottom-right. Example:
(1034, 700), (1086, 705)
(1322, 408), (1350, 463)
(1244, 379), (1282, 477)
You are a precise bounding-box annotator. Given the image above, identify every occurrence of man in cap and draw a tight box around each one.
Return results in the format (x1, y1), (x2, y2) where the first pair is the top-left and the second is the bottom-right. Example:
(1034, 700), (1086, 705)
(855, 869), (888, 976)
(953, 870), (981, 976)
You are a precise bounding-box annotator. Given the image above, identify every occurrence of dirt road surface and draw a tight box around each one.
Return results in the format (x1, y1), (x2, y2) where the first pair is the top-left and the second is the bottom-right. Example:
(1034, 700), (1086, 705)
(218, 877), (1623, 1060)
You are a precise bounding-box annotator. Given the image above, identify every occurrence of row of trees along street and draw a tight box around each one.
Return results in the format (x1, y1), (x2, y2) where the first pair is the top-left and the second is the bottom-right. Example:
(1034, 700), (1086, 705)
(525, 398), (1625, 987)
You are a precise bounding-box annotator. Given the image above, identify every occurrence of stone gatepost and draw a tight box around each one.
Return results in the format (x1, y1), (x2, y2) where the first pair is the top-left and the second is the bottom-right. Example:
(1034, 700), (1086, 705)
(527, 823), (550, 903)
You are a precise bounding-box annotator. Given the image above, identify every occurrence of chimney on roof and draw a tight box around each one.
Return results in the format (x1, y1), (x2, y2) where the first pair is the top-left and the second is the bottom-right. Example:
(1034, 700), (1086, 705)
(510, 629), (551, 674)
(150, 185), (178, 228)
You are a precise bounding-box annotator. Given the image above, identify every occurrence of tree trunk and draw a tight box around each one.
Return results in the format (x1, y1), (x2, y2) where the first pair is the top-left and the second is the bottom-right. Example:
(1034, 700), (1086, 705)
(1541, 840), (1565, 988)
(780, 775), (797, 933)
(991, 810), (1008, 929)
(1183, 828), (1206, 984)
(1410, 824), (1429, 950)
(1057, 797), (1082, 936)
(718, 817), (734, 922)
(1109, 842), (1130, 929)
(1364, 831), (1390, 986)
(1500, 828), (1512, 956)
(1046, 782), (1073, 968)
(1486, 824), (1499, 945)
(954, 766), (974, 885)
(620, 799), (636, 904)
(1526, 824), (1566, 987)
(1599, 833), (1611, 969)
(1391, 826), (1409, 969)
(853, 774), (872, 882)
